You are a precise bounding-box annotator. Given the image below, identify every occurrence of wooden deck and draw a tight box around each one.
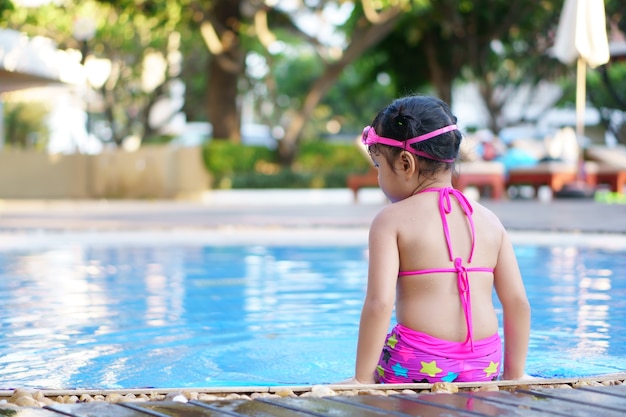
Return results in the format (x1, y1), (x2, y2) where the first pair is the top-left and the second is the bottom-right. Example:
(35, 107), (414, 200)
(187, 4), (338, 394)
(2, 383), (625, 416)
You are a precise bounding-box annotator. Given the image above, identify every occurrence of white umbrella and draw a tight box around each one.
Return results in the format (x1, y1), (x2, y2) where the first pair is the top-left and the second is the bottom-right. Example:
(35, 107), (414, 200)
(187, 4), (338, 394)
(553, 0), (610, 138)
(552, 0), (610, 193)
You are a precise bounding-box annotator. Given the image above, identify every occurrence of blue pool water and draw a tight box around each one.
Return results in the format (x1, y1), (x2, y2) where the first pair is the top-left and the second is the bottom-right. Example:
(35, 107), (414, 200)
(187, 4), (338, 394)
(0, 239), (625, 389)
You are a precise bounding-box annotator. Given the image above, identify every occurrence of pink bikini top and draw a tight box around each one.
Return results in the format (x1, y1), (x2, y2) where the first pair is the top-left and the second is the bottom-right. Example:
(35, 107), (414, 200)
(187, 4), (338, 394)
(398, 187), (493, 351)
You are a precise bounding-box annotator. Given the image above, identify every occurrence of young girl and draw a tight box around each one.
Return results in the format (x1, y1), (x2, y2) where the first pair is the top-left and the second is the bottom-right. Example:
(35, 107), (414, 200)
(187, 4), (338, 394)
(346, 95), (530, 384)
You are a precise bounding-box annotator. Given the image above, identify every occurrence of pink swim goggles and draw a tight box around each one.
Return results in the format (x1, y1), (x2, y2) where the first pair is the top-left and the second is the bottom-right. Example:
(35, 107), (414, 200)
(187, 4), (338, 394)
(361, 124), (458, 162)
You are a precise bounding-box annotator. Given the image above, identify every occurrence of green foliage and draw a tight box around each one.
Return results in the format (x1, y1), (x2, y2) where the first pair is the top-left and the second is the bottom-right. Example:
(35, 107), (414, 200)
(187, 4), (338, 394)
(0, 0), (13, 15)
(3, 101), (49, 151)
(587, 62), (626, 111)
(230, 171), (315, 189)
(555, 61), (626, 112)
(606, 0), (625, 36)
(142, 134), (175, 145)
(8, 0), (614, 158)
(2, 0), (197, 149)
(362, 5), (432, 96)
(588, 62), (626, 144)
(244, 25), (396, 141)
(320, 62), (395, 135)
(202, 140), (276, 182)
(295, 140), (371, 172)
(229, 169), (358, 189)
(360, 0), (567, 132)
(180, 37), (209, 123)
(202, 140), (372, 189)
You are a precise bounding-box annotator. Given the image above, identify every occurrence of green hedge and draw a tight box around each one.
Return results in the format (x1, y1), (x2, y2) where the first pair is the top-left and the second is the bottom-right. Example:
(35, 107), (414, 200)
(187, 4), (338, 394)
(202, 140), (372, 189)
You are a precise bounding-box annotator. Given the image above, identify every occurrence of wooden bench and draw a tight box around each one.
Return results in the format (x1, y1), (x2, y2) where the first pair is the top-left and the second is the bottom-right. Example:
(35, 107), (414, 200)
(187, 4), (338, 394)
(507, 168), (577, 194)
(346, 168), (378, 202)
(454, 162), (505, 200)
(347, 162), (506, 202)
(507, 161), (598, 195)
(590, 167), (626, 194)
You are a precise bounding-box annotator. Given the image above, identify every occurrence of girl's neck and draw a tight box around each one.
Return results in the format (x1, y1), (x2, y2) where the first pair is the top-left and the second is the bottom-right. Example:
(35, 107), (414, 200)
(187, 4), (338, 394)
(411, 176), (452, 195)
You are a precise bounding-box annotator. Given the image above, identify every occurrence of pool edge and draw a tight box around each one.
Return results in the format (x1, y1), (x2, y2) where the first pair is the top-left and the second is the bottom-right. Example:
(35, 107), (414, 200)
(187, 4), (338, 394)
(2, 372), (625, 398)
(0, 228), (625, 250)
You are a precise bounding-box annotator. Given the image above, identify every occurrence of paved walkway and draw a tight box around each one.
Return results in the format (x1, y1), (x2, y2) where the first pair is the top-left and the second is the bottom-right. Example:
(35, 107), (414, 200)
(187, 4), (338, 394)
(0, 189), (624, 234)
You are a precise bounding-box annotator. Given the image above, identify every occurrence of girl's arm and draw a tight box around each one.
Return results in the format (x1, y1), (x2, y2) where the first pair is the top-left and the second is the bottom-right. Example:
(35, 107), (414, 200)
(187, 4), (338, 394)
(354, 212), (400, 383)
(494, 230), (531, 380)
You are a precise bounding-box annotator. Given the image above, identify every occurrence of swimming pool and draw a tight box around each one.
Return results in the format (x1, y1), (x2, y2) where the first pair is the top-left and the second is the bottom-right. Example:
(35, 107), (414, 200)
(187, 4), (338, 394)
(0, 232), (625, 389)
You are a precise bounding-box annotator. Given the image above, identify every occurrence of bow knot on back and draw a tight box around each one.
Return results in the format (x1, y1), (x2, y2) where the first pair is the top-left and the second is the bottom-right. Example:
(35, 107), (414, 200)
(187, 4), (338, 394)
(454, 256), (474, 351)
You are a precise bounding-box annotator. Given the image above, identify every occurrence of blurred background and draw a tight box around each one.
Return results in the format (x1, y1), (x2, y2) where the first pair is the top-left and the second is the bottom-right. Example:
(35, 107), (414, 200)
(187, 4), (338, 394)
(0, 0), (624, 199)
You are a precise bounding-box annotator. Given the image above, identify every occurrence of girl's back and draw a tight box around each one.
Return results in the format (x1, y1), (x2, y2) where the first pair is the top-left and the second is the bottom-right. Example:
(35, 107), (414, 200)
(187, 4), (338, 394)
(379, 188), (505, 343)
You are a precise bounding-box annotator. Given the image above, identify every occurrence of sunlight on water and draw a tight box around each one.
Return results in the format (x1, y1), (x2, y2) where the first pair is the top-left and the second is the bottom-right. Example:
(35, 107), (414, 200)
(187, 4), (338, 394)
(516, 245), (626, 378)
(0, 242), (625, 389)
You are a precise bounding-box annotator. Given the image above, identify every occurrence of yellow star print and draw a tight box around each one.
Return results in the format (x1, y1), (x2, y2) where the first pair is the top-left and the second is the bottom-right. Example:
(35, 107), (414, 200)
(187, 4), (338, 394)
(420, 360), (442, 377)
(484, 361), (499, 378)
(387, 334), (398, 349)
(376, 365), (385, 378)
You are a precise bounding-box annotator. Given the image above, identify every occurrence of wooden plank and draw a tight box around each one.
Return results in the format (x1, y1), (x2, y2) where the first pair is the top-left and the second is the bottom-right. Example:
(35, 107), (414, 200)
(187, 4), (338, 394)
(523, 388), (626, 413)
(331, 394), (480, 416)
(123, 400), (237, 417)
(45, 401), (151, 417)
(193, 398), (317, 416)
(119, 402), (177, 417)
(396, 392), (554, 416)
(579, 384), (626, 398)
(464, 390), (626, 417)
(0, 404), (67, 417)
(260, 396), (399, 417)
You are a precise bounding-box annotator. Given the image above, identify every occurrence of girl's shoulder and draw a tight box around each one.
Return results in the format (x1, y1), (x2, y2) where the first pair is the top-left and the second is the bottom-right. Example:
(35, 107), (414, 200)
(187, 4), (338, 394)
(468, 200), (508, 249)
(371, 197), (411, 227)
(372, 194), (437, 228)
(471, 200), (506, 229)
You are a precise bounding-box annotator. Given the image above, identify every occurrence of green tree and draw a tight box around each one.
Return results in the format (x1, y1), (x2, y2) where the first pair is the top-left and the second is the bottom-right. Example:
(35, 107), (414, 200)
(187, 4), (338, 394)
(275, 1), (407, 164)
(3, 101), (49, 150)
(586, 0), (626, 144)
(582, 60), (626, 145)
(2, 0), (186, 147)
(96, 0), (187, 145)
(541, 0), (625, 144)
(366, 0), (565, 133)
(467, 0), (564, 132)
(192, 0), (244, 141)
(189, 0), (410, 163)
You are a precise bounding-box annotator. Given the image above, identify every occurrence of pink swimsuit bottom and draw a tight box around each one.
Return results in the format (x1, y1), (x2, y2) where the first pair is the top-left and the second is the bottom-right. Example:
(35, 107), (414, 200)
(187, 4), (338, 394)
(376, 324), (501, 383)
(376, 187), (502, 383)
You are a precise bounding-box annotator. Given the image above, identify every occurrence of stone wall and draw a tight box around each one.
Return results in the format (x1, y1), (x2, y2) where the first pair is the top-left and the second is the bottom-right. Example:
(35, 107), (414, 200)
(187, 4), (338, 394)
(0, 146), (210, 199)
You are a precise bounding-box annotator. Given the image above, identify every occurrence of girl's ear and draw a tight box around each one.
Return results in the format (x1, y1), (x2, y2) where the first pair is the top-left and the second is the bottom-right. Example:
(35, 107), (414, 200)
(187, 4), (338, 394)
(398, 151), (417, 178)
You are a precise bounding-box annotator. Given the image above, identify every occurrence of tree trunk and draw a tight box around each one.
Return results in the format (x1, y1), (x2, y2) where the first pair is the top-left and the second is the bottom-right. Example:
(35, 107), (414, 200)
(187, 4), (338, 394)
(423, 32), (453, 104)
(279, 6), (404, 164)
(207, 57), (241, 141)
(477, 81), (501, 135)
(205, 0), (242, 141)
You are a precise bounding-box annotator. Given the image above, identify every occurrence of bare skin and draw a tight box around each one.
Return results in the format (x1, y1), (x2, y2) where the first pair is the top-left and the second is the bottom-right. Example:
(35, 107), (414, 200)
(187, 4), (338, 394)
(344, 149), (530, 384)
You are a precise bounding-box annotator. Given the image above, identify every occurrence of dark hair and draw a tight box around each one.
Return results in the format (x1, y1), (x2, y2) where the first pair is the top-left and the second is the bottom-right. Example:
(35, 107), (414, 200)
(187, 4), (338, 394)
(368, 95), (462, 177)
